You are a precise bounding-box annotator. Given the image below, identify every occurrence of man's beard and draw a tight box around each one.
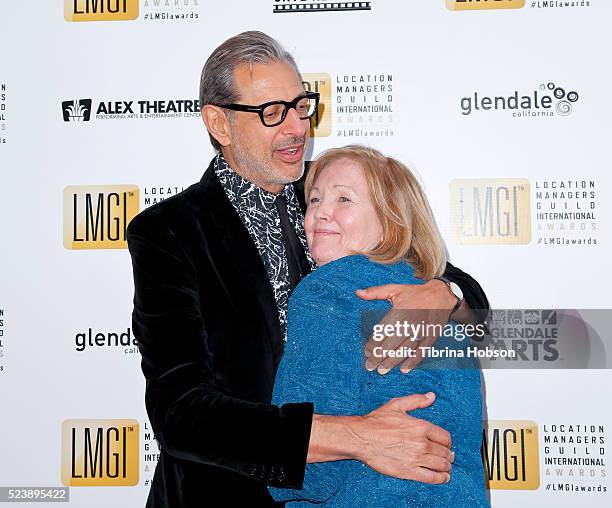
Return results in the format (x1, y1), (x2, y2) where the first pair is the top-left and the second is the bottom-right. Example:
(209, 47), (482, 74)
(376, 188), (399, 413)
(231, 128), (307, 187)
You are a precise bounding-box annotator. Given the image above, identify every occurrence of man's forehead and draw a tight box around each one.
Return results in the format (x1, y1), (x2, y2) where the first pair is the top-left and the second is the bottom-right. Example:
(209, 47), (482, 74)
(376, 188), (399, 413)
(233, 61), (304, 102)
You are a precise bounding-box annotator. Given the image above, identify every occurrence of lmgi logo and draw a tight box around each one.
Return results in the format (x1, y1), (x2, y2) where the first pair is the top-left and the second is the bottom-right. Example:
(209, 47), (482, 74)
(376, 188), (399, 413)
(447, 0), (525, 10)
(482, 420), (540, 489)
(450, 178), (531, 245)
(62, 419), (139, 486)
(64, 0), (139, 22)
(302, 73), (332, 137)
(63, 185), (140, 249)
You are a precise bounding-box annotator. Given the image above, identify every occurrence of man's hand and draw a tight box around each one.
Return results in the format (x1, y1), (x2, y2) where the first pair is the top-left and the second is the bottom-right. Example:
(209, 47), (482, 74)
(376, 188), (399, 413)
(357, 280), (457, 374)
(357, 280), (455, 312)
(308, 393), (454, 484)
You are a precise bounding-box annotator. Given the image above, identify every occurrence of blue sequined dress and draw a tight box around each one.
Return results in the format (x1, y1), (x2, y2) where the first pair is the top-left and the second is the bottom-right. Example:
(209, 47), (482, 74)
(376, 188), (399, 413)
(269, 255), (489, 507)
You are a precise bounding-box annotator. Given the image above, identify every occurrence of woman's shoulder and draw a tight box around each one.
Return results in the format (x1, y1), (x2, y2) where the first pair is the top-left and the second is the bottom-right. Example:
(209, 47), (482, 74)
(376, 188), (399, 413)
(293, 254), (419, 302)
(291, 256), (361, 303)
(298, 255), (376, 289)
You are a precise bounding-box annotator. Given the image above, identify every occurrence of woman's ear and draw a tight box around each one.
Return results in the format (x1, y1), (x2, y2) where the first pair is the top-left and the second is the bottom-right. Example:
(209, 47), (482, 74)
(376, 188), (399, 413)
(201, 105), (231, 147)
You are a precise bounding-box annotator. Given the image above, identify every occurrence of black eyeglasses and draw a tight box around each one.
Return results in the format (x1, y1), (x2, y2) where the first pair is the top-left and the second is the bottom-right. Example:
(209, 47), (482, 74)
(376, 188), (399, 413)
(212, 91), (320, 127)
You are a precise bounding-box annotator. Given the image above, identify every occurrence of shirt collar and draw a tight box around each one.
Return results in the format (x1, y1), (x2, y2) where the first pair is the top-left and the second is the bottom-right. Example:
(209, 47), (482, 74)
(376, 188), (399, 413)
(213, 153), (294, 210)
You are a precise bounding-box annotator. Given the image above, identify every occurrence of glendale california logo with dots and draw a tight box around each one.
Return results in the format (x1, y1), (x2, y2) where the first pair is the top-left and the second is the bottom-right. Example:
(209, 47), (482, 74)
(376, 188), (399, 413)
(460, 82), (579, 119)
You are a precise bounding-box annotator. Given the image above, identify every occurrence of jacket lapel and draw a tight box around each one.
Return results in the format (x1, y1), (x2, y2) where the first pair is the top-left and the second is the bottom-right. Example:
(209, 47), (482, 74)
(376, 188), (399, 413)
(197, 161), (284, 357)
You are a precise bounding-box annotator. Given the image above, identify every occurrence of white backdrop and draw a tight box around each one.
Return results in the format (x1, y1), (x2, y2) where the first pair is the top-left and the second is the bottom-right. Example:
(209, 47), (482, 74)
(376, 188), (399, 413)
(1, 0), (611, 506)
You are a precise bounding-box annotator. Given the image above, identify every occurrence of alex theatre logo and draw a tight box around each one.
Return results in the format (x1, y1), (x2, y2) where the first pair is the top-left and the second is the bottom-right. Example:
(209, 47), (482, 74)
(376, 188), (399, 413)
(450, 178), (531, 245)
(64, 0), (139, 22)
(302, 73), (332, 137)
(447, 0), (525, 10)
(482, 420), (540, 490)
(62, 419), (139, 486)
(62, 99), (92, 122)
(64, 185), (140, 249)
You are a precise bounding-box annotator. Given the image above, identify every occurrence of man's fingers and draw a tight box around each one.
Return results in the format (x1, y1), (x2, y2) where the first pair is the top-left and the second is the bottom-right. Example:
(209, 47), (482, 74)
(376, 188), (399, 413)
(409, 467), (451, 485)
(398, 348), (424, 374)
(360, 397), (456, 485)
(364, 307), (452, 375)
(426, 423), (452, 448)
(427, 442), (455, 463)
(364, 308), (406, 359)
(376, 336), (420, 374)
(365, 308), (417, 372)
(419, 454), (452, 473)
(398, 335), (436, 373)
(364, 334), (407, 362)
(356, 284), (405, 302)
(366, 336), (411, 373)
(387, 392), (435, 413)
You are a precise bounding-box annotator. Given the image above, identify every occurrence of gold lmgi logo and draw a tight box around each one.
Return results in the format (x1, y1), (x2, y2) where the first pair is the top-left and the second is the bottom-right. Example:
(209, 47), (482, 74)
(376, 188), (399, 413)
(62, 419), (139, 486)
(302, 73), (332, 137)
(64, 0), (139, 22)
(446, 0), (525, 10)
(482, 420), (540, 490)
(63, 185), (140, 249)
(450, 178), (531, 245)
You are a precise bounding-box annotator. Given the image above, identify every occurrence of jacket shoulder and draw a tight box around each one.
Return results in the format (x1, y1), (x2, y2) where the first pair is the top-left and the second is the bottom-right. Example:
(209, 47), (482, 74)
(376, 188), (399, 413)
(127, 181), (207, 239)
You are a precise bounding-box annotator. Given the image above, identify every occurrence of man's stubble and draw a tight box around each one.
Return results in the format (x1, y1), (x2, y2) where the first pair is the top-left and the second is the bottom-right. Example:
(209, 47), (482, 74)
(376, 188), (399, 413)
(229, 123), (308, 189)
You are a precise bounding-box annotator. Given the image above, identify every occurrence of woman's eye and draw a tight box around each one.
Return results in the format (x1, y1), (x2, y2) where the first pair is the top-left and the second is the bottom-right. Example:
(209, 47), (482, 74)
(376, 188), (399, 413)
(309, 197), (320, 204)
(338, 196), (351, 203)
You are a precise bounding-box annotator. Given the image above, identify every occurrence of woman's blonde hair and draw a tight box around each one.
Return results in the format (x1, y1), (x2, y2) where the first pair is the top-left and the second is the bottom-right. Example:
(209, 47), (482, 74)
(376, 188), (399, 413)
(305, 145), (447, 279)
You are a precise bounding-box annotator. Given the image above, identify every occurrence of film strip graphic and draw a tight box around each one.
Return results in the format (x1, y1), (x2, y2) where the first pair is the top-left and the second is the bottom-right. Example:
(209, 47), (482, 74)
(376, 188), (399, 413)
(273, 2), (371, 14)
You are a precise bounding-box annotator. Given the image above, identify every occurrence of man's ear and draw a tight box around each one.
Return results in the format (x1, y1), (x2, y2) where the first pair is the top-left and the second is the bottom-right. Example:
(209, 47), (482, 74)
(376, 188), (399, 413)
(201, 105), (231, 147)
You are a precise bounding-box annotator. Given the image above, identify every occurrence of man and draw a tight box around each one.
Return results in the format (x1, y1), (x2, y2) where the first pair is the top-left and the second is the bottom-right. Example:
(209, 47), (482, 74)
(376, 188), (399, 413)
(127, 31), (489, 507)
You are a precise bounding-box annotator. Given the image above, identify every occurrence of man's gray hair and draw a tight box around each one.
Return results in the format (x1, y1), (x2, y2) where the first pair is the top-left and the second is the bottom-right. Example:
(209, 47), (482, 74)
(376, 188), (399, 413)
(199, 31), (301, 151)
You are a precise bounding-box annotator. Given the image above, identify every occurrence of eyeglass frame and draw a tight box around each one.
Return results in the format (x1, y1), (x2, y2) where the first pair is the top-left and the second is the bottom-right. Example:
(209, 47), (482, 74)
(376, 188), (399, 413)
(211, 91), (320, 127)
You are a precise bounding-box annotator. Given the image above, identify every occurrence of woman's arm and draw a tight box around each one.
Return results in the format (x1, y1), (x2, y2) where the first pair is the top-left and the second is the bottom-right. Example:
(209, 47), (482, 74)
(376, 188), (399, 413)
(269, 278), (361, 503)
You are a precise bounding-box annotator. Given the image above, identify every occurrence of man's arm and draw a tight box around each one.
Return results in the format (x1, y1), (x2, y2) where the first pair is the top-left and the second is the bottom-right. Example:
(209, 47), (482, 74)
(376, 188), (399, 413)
(127, 213), (313, 489)
(443, 261), (490, 325)
(129, 213), (454, 491)
(358, 261), (489, 323)
(309, 394), (453, 483)
(359, 262), (489, 373)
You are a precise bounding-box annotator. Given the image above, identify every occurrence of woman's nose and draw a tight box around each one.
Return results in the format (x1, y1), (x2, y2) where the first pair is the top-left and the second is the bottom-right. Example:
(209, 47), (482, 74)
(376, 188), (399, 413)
(314, 200), (331, 221)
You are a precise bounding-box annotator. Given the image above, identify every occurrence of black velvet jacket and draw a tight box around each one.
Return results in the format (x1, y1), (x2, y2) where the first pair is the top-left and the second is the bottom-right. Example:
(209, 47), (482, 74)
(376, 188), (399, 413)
(127, 158), (489, 507)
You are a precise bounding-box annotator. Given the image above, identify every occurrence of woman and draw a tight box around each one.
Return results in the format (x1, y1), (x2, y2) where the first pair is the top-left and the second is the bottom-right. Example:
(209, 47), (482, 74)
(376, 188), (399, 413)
(270, 146), (489, 507)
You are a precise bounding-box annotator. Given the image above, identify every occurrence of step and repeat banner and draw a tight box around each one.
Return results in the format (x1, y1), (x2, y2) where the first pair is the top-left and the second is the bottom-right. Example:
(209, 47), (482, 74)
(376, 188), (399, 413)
(1, 1), (611, 506)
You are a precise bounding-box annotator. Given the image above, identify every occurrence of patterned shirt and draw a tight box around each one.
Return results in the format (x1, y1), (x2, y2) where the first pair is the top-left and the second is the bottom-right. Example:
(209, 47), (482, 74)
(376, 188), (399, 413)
(214, 153), (315, 339)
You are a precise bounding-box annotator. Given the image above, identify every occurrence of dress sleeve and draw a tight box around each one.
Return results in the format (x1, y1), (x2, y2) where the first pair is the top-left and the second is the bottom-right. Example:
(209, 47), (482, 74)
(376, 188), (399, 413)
(269, 276), (362, 504)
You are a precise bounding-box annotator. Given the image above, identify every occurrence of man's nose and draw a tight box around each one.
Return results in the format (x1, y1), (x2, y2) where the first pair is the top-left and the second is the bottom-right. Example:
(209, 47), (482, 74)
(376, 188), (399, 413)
(282, 107), (308, 136)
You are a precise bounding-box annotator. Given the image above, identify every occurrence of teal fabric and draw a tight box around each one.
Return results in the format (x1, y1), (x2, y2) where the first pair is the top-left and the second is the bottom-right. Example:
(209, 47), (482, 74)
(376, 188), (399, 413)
(270, 255), (489, 507)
